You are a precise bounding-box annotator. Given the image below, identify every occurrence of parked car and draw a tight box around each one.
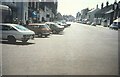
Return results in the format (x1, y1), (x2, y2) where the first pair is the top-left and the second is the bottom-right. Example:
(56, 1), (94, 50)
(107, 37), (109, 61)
(0, 23), (35, 43)
(91, 22), (96, 26)
(86, 21), (92, 25)
(101, 19), (108, 27)
(46, 22), (64, 34)
(82, 19), (89, 24)
(27, 23), (51, 37)
(76, 21), (81, 23)
(54, 21), (68, 28)
(66, 22), (71, 26)
(109, 18), (120, 30)
(109, 23), (119, 30)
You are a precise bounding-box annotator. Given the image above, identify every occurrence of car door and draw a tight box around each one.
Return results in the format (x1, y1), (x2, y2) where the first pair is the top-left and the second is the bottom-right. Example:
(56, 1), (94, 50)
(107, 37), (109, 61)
(51, 24), (57, 30)
(2, 25), (18, 39)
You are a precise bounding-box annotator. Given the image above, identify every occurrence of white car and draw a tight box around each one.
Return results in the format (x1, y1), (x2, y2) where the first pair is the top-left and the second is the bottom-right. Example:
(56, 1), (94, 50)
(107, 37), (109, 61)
(54, 21), (68, 28)
(109, 18), (120, 30)
(0, 23), (35, 43)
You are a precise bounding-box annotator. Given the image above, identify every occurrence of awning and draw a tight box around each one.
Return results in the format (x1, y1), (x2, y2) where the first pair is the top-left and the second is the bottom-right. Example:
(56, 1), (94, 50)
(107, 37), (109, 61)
(105, 9), (114, 14)
(0, 4), (9, 10)
(113, 18), (120, 22)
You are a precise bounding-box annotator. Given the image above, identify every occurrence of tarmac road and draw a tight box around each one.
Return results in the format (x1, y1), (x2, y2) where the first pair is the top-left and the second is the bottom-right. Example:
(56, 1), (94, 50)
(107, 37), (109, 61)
(1, 23), (119, 75)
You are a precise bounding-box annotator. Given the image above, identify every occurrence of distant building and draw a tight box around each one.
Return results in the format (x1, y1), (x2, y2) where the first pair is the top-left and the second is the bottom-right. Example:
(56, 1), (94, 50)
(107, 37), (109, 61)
(95, 3), (113, 26)
(63, 15), (75, 21)
(76, 12), (81, 21)
(16, 2), (28, 24)
(1, 0), (58, 23)
(0, 4), (11, 23)
(39, 0), (58, 21)
(56, 12), (63, 20)
(28, 0), (58, 22)
(2, 1), (18, 22)
(44, 6), (55, 22)
(2, 1), (29, 24)
(87, 5), (100, 23)
(80, 8), (90, 20)
(28, 0), (40, 23)
(95, 1), (120, 26)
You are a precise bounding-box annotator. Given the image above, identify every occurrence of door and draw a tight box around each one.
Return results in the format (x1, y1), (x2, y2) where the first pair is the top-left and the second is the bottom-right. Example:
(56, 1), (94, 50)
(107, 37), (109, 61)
(2, 25), (18, 40)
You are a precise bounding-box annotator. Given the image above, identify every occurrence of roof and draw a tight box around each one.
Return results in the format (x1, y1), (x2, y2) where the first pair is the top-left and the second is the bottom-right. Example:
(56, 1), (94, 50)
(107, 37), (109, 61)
(88, 8), (99, 13)
(105, 9), (114, 14)
(95, 4), (113, 16)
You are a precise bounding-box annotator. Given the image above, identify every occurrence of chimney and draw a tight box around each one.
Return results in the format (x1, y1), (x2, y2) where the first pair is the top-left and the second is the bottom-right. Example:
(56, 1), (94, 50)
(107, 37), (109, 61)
(106, 1), (109, 7)
(96, 4), (98, 9)
(115, 0), (117, 3)
(101, 3), (104, 9)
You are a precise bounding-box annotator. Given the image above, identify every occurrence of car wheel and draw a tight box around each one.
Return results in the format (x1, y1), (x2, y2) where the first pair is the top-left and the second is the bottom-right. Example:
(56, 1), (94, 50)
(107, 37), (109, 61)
(8, 36), (16, 43)
(38, 34), (42, 37)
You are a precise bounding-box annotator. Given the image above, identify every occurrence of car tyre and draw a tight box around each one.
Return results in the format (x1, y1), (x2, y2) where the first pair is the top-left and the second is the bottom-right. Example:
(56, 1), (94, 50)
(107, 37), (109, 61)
(38, 34), (42, 37)
(8, 36), (16, 44)
(40, 34), (43, 37)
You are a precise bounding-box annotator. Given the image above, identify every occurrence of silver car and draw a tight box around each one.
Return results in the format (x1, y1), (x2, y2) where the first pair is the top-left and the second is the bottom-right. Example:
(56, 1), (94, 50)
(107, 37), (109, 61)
(0, 23), (35, 43)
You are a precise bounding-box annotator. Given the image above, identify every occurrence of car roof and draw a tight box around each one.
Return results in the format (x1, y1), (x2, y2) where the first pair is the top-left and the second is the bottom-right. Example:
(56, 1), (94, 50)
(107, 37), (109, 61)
(46, 22), (55, 24)
(0, 23), (21, 27)
(113, 18), (120, 22)
(28, 23), (46, 26)
(1, 23), (17, 25)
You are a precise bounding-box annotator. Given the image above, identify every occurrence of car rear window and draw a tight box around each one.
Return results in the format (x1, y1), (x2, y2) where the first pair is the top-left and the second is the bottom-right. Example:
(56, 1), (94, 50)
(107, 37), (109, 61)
(39, 24), (49, 28)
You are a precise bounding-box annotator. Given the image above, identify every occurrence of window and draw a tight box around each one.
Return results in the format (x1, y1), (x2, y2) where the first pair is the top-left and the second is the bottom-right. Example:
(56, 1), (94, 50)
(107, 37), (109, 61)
(2, 25), (11, 30)
(32, 25), (39, 28)
(46, 14), (50, 18)
(10, 27), (17, 31)
(2, 25), (16, 31)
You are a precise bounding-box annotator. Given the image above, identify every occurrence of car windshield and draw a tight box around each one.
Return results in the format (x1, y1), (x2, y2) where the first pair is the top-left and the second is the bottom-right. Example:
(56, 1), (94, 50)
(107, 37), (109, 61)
(54, 23), (61, 27)
(14, 25), (29, 31)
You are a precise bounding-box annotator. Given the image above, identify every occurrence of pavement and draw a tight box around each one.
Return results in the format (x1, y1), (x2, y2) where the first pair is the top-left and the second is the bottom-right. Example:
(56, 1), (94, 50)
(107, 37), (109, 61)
(1, 22), (119, 75)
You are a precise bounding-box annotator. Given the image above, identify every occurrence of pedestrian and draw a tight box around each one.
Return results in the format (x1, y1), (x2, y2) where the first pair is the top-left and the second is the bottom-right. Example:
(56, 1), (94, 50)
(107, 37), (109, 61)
(26, 20), (29, 25)
(19, 20), (24, 25)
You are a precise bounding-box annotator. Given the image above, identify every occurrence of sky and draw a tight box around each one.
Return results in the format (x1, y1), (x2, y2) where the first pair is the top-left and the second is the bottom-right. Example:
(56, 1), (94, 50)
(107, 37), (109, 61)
(57, 0), (118, 17)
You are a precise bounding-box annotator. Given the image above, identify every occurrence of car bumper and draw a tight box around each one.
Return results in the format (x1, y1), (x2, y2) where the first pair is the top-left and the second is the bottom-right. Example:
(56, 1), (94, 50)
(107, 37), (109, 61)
(42, 33), (50, 35)
(22, 34), (35, 40)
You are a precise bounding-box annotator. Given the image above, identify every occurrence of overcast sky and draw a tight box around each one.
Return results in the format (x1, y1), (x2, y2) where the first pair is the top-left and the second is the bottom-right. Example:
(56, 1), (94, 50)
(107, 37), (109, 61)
(58, 0), (117, 17)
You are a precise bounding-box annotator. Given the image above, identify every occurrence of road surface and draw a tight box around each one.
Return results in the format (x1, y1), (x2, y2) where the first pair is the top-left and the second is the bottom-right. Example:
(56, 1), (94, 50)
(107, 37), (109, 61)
(1, 23), (119, 75)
